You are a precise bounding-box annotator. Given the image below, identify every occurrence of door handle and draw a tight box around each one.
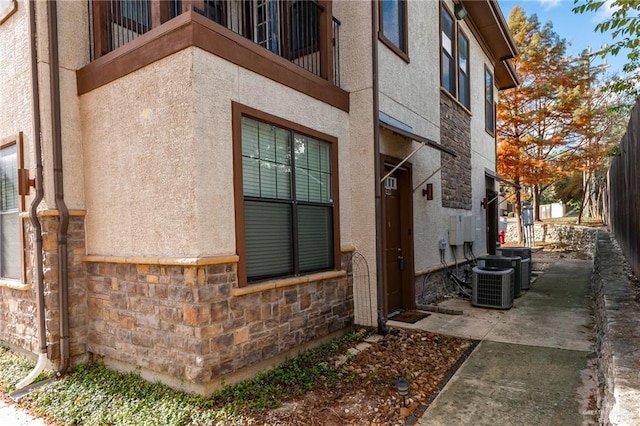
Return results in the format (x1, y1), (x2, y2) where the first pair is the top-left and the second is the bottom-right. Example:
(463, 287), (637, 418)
(398, 255), (405, 270)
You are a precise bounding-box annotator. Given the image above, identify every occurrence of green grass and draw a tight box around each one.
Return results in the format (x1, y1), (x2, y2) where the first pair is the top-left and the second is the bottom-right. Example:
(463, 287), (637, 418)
(0, 329), (367, 425)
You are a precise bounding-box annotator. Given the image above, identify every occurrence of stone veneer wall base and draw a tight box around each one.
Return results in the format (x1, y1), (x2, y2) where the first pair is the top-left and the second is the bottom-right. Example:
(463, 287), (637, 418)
(94, 329), (348, 395)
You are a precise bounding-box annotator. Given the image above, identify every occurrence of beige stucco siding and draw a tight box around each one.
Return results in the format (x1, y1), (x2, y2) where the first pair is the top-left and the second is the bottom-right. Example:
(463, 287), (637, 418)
(332, 1), (378, 326)
(0, 3), (32, 158)
(81, 47), (351, 259)
(377, 1), (441, 140)
(376, 0), (504, 271)
(192, 47), (351, 257)
(376, 0), (450, 273)
(80, 49), (198, 257)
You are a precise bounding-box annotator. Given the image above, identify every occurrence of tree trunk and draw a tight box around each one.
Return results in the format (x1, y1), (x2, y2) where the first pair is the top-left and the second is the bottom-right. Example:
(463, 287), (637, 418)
(577, 171), (587, 225)
(514, 177), (523, 244)
(533, 184), (541, 221)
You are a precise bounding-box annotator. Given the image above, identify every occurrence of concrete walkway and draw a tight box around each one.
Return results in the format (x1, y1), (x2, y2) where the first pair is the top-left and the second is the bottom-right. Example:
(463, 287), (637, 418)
(0, 400), (46, 426)
(390, 260), (596, 426)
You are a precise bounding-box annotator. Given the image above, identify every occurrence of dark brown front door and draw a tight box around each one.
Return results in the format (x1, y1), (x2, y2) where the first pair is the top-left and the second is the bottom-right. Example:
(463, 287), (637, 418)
(382, 159), (414, 315)
(385, 175), (403, 312)
(486, 188), (498, 255)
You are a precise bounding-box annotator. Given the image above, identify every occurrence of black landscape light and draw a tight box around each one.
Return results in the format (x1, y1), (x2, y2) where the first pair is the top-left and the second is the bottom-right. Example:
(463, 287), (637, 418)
(396, 377), (410, 407)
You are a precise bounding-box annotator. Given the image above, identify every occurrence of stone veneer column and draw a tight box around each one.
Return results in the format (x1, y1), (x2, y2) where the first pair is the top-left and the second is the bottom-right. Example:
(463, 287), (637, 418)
(440, 94), (472, 210)
(35, 212), (88, 367)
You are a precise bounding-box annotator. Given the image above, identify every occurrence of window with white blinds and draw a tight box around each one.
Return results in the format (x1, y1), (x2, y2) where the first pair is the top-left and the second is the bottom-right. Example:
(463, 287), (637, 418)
(0, 143), (19, 280)
(241, 116), (334, 282)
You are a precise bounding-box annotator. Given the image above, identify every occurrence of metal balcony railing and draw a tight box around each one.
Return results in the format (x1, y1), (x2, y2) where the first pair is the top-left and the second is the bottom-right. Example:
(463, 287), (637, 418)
(89, 0), (340, 85)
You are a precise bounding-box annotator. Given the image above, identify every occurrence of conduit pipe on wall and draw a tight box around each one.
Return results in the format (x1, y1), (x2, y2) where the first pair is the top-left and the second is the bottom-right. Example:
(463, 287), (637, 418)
(15, 0), (48, 391)
(47, 0), (71, 376)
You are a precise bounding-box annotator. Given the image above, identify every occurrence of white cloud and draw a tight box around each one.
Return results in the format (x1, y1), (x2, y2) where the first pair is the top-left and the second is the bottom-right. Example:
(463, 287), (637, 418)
(595, 0), (617, 21)
(538, 0), (561, 11)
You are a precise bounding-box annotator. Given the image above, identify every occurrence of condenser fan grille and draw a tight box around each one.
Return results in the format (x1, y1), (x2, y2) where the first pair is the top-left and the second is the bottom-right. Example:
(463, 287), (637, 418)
(472, 267), (514, 309)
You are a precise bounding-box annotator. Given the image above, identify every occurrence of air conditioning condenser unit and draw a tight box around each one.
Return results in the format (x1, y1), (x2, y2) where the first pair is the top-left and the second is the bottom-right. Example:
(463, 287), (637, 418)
(472, 266), (514, 309)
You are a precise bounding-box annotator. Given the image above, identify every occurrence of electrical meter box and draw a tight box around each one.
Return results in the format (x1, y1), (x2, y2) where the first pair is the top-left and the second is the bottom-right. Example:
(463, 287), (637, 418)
(463, 216), (476, 242)
(448, 215), (465, 246)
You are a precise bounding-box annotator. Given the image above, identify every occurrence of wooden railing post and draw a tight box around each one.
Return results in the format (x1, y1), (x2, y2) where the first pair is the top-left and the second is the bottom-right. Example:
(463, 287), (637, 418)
(318, 0), (333, 83)
(92, 0), (109, 59)
(151, 0), (171, 26)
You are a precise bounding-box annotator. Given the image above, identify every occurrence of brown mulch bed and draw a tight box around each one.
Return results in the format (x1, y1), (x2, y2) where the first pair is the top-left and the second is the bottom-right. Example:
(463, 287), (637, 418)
(259, 330), (476, 425)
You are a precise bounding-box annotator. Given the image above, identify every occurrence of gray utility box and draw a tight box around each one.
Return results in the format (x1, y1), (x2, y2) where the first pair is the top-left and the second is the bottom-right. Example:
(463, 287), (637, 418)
(498, 247), (532, 289)
(478, 255), (522, 298)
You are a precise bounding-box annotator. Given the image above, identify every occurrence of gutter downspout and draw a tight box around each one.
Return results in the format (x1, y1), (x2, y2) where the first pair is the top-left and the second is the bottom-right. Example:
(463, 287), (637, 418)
(371, 0), (393, 335)
(47, 0), (71, 377)
(15, 0), (47, 390)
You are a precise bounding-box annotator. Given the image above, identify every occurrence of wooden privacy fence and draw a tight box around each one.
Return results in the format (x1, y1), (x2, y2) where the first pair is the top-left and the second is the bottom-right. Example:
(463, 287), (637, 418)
(608, 97), (640, 276)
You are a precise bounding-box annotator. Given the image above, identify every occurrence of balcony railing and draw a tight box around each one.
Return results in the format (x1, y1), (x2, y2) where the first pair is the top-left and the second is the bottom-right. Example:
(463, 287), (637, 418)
(89, 0), (340, 85)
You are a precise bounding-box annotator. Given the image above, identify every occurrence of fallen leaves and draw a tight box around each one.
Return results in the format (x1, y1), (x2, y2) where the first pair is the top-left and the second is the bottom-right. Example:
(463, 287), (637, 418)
(260, 329), (475, 425)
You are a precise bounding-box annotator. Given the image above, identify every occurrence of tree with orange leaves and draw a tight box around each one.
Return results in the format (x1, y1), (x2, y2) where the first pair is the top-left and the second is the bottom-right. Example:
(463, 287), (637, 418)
(497, 6), (585, 240)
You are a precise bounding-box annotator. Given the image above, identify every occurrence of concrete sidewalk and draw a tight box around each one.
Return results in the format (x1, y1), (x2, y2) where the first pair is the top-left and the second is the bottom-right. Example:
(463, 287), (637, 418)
(0, 400), (46, 426)
(390, 259), (596, 426)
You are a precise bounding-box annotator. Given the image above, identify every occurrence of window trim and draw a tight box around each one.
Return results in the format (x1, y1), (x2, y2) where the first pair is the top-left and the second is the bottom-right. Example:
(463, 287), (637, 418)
(457, 29), (470, 109)
(484, 65), (496, 136)
(378, 0), (409, 63)
(232, 102), (341, 287)
(440, 2), (471, 110)
(440, 4), (456, 97)
(0, 0), (16, 25)
(0, 132), (26, 284)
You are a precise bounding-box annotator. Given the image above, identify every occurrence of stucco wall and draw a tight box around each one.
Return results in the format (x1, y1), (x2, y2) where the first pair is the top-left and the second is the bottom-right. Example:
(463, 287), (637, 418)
(0, 1), (32, 161)
(375, 0), (499, 276)
(334, 1), (378, 326)
(80, 48), (351, 259)
(1, 1), (87, 211)
(80, 50), (197, 257)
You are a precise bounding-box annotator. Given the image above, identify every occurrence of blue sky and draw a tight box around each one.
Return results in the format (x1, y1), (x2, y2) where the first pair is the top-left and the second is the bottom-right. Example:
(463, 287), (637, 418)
(497, 0), (626, 76)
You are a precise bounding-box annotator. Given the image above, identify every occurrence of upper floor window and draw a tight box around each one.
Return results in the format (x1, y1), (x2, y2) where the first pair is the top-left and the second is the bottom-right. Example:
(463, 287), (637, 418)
(485, 67), (495, 134)
(441, 7), (455, 96)
(458, 32), (470, 109)
(380, 0), (408, 61)
(239, 114), (336, 283)
(441, 4), (470, 109)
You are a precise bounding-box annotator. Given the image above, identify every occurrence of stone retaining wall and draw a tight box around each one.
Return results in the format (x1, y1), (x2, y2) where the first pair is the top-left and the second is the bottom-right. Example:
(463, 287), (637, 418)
(505, 222), (600, 255)
(591, 231), (640, 425)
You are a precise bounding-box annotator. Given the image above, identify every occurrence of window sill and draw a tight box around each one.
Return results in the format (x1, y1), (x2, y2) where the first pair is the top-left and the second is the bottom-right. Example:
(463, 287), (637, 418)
(233, 270), (347, 297)
(0, 279), (29, 291)
(83, 254), (239, 266)
(440, 87), (472, 116)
